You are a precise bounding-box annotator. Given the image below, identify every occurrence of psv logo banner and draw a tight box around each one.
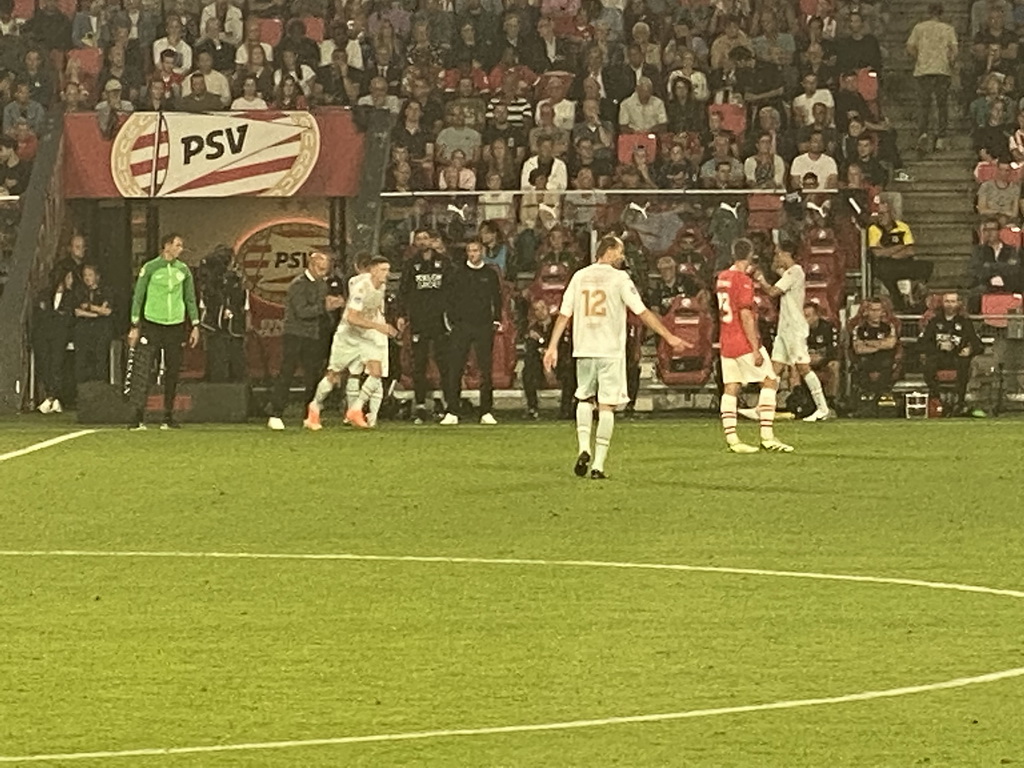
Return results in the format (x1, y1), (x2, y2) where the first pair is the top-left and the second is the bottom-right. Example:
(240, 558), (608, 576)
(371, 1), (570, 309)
(111, 111), (321, 197)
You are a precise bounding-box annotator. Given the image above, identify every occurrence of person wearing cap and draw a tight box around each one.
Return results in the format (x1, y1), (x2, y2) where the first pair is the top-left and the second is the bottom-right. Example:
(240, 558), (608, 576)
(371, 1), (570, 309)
(126, 233), (201, 430)
(177, 71), (223, 111)
(95, 78), (134, 138)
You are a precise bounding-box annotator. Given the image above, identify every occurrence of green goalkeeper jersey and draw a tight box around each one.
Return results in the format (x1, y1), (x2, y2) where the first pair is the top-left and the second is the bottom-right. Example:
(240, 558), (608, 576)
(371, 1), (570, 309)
(130, 257), (200, 327)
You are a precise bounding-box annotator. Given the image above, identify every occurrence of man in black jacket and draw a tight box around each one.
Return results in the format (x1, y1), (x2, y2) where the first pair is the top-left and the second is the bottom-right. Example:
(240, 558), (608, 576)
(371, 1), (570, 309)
(439, 240), (503, 426)
(919, 292), (984, 412)
(968, 218), (1022, 312)
(267, 252), (343, 430)
(399, 229), (451, 424)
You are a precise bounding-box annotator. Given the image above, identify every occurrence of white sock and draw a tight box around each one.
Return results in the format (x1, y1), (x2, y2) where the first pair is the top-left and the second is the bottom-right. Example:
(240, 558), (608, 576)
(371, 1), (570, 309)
(576, 401), (593, 455)
(345, 376), (361, 410)
(368, 385), (384, 425)
(355, 376), (381, 408)
(311, 376), (335, 412)
(592, 410), (615, 472)
(804, 371), (828, 413)
(720, 393), (739, 445)
(758, 387), (777, 441)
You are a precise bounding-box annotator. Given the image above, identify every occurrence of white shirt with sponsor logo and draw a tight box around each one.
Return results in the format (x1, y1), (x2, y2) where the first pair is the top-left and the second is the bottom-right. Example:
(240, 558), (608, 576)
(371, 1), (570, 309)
(341, 273), (385, 338)
(559, 263), (647, 358)
(774, 264), (808, 338)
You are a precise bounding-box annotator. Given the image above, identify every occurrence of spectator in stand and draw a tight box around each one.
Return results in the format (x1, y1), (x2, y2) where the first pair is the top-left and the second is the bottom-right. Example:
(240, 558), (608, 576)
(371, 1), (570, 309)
(277, 19), (319, 71)
(619, 76), (667, 133)
(153, 16), (192, 74)
(792, 72), (834, 129)
(907, 3), (958, 153)
(235, 44), (274, 101)
(183, 50), (231, 106)
(368, 41), (404, 96)
(974, 96), (1013, 160)
(3, 81), (44, 135)
(23, 49), (55, 107)
(357, 75), (399, 113)
(976, 161), (1022, 223)
(659, 141), (697, 188)
(484, 103), (529, 166)
(849, 133), (889, 187)
(199, 0), (242, 48)
(0, 134), (29, 195)
(611, 44), (660, 105)
(63, 82), (87, 112)
(231, 74), (268, 109)
(535, 76), (575, 131)
(744, 131), (786, 189)
(155, 48), (185, 102)
(521, 135), (567, 191)
(734, 41), (786, 115)
(790, 130), (839, 189)
(99, 44), (145, 104)
(971, 7), (1016, 84)
(528, 16), (573, 73)
(109, 0), (158, 67)
(568, 135), (613, 188)
(868, 200), (932, 311)
(919, 292), (984, 413)
(572, 97), (615, 156)
(804, 301), (840, 403)
(23, 0), (72, 54)
(136, 78), (168, 111)
(751, 13), (796, 83)
(971, 0), (1012, 36)
(73, 0), (110, 50)
(177, 70), (223, 110)
(710, 15), (750, 71)
(485, 70), (532, 131)
(834, 70), (908, 180)
(481, 137), (518, 188)
(436, 105), (482, 165)
(438, 148), (476, 190)
(969, 217), (1022, 310)
(833, 11), (881, 72)
(194, 18), (238, 74)
(166, 0), (200, 45)
(800, 41), (836, 91)
(663, 17), (708, 71)
(32, 267), (76, 415)
(71, 264), (113, 384)
(667, 49), (710, 103)
(274, 47), (317, 98)
(754, 105), (796, 162)
(448, 75), (487, 131)
(700, 131), (744, 187)
(478, 220), (509, 275)
(316, 49), (360, 106)
(529, 100), (570, 157)
(95, 79), (133, 136)
(235, 20), (273, 67)
(648, 255), (702, 313)
(666, 77), (705, 134)
(851, 297), (896, 402)
(797, 102), (838, 155)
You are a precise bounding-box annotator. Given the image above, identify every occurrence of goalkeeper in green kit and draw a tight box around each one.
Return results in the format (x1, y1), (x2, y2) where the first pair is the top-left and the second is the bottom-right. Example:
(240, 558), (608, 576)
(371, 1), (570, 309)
(125, 233), (201, 430)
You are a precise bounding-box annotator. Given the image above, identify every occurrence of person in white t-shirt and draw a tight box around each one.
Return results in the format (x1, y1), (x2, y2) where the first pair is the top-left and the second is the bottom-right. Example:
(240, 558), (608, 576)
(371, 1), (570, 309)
(754, 240), (831, 421)
(231, 75), (268, 109)
(789, 131), (838, 189)
(791, 72), (834, 128)
(543, 235), (688, 479)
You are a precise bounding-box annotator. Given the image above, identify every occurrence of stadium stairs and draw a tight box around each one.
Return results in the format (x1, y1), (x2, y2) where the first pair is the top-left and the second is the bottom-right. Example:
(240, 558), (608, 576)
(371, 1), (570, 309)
(881, 0), (975, 291)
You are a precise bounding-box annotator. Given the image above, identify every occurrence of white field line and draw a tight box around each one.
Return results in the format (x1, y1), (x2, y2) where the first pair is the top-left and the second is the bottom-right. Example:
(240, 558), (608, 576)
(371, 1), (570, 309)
(2, 666), (1024, 764)
(0, 550), (1022, 764)
(0, 430), (97, 463)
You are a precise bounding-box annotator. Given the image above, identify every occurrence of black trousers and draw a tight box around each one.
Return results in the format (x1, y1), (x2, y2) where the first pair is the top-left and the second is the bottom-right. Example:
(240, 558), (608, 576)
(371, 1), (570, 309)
(872, 256), (933, 311)
(411, 326), (450, 408)
(74, 322), (111, 383)
(916, 74), (951, 139)
(206, 332), (246, 383)
(855, 351), (894, 396)
(135, 321), (186, 420)
(271, 333), (324, 417)
(33, 322), (69, 400)
(446, 322), (494, 416)
(523, 349), (543, 410)
(923, 352), (971, 403)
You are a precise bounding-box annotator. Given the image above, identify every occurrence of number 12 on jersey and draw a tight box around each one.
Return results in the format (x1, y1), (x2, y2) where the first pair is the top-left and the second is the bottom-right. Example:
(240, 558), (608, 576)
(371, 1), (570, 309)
(582, 289), (607, 317)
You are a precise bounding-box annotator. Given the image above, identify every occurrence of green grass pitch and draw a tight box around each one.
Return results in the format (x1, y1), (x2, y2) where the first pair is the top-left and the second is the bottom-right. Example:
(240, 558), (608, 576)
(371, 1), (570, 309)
(1, 417), (1023, 767)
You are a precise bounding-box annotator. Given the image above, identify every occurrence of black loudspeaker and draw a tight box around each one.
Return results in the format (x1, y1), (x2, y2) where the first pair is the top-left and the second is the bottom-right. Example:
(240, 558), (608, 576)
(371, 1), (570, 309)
(77, 382), (250, 424)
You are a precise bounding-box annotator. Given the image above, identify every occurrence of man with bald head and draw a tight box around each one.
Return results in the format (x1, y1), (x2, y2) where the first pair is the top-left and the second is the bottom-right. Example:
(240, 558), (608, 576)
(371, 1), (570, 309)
(268, 252), (344, 430)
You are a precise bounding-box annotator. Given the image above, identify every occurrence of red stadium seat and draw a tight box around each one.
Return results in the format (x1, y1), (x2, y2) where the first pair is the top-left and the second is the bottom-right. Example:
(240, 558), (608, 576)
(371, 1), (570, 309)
(13, 0), (33, 19)
(707, 102), (746, 140)
(980, 292), (1022, 328)
(747, 193), (784, 231)
(656, 296), (714, 386)
(525, 262), (571, 316)
(617, 132), (657, 165)
(258, 17), (284, 47)
(301, 15), (325, 42)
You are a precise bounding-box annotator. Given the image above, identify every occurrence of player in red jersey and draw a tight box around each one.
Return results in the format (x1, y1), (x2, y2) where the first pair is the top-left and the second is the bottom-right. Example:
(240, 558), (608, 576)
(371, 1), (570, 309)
(715, 238), (793, 453)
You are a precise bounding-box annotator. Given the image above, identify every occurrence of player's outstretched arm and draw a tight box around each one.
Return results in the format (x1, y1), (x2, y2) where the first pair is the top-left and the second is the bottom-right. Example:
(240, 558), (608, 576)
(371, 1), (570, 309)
(638, 309), (692, 351)
(344, 308), (398, 338)
(543, 313), (571, 372)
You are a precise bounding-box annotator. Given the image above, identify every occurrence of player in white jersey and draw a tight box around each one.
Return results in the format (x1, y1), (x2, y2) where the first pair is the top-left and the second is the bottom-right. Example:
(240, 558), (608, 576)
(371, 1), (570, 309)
(544, 235), (688, 479)
(304, 256), (398, 430)
(754, 240), (830, 422)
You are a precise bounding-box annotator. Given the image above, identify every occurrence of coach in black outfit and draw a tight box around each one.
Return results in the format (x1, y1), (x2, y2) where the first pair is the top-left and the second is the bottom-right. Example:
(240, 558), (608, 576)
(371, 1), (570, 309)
(399, 229), (451, 424)
(440, 240), (503, 426)
(267, 252), (343, 430)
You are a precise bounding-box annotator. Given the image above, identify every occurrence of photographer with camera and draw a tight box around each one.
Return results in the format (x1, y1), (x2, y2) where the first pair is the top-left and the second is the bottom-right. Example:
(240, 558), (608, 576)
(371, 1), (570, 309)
(198, 245), (248, 383)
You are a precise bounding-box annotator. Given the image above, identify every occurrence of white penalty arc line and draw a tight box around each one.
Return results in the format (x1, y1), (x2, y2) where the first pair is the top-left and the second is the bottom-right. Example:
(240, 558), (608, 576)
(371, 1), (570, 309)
(1, 550), (1023, 764)
(0, 430), (98, 463)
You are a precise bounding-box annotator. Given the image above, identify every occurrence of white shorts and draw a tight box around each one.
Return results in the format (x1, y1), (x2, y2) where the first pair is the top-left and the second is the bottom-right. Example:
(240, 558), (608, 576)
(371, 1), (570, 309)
(721, 347), (778, 385)
(575, 357), (629, 407)
(330, 329), (389, 377)
(771, 333), (811, 366)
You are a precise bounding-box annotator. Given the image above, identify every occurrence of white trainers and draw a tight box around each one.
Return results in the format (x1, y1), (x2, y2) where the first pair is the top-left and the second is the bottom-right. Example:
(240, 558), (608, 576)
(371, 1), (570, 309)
(802, 409), (829, 422)
(439, 413), (459, 426)
(479, 413), (498, 425)
(37, 398), (53, 414)
(728, 442), (759, 454)
(50, 399), (62, 414)
(761, 439), (795, 453)
(267, 417), (285, 431)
